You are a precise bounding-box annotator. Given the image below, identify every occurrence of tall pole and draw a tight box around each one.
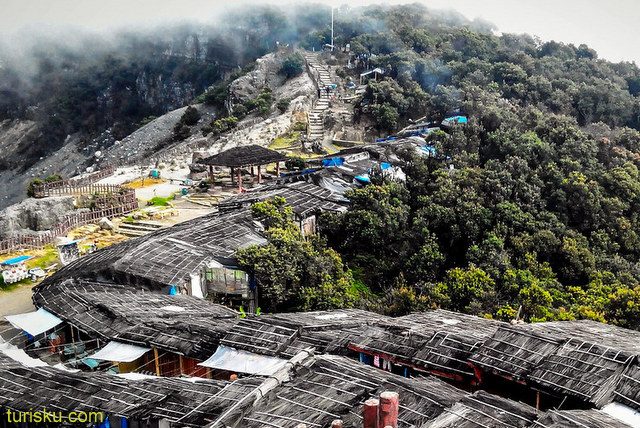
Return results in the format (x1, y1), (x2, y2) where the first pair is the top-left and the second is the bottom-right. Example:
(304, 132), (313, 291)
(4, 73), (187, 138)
(331, 7), (334, 51)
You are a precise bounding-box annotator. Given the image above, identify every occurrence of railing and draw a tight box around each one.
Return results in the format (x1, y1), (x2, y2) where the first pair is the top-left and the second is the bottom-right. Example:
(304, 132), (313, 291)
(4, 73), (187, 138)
(32, 167), (115, 197)
(0, 202), (139, 255)
(2, 180), (138, 255)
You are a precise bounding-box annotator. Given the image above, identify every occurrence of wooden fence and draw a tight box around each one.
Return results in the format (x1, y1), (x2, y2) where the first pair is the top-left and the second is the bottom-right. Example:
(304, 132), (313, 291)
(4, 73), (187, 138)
(32, 167), (115, 197)
(2, 179), (138, 255)
(0, 201), (139, 255)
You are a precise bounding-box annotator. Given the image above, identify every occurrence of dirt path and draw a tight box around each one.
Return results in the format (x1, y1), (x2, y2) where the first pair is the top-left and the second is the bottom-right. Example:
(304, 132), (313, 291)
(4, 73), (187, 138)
(0, 282), (37, 316)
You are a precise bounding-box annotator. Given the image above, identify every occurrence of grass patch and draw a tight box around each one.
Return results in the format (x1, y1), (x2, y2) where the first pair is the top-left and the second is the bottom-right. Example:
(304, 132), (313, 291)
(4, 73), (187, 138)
(0, 278), (28, 292)
(29, 247), (60, 270)
(147, 196), (173, 207)
(269, 131), (300, 150)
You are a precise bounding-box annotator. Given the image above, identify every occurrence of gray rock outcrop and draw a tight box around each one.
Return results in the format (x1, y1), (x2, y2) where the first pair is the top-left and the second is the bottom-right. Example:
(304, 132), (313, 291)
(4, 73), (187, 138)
(0, 196), (77, 239)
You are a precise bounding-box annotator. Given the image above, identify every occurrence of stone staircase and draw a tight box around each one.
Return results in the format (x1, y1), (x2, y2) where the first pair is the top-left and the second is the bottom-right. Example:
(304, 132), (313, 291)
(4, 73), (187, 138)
(305, 53), (334, 142)
(117, 220), (164, 237)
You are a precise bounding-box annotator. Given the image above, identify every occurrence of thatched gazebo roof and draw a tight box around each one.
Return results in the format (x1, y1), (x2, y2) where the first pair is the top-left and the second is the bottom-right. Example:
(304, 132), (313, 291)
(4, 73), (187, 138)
(199, 144), (287, 167)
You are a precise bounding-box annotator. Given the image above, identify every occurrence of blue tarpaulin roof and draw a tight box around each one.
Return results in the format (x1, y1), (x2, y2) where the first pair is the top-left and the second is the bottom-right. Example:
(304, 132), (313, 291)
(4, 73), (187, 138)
(444, 115), (468, 123)
(323, 158), (344, 167)
(0, 255), (33, 265)
(355, 174), (370, 183)
(421, 146), (437, 156)
(168, 285), (178, 295)
(57, 239), (83, 247)
(381, 162), (391, 170)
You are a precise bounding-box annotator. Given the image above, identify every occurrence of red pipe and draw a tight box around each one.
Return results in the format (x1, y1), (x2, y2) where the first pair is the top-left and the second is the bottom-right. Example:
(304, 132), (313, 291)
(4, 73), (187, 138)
(363, 398), (380, 428)
(379, 391), (399, 428)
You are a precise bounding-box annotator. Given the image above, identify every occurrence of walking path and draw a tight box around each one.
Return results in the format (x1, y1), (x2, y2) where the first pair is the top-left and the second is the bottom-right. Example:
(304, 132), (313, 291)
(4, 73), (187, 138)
(304, 53), (339, 153)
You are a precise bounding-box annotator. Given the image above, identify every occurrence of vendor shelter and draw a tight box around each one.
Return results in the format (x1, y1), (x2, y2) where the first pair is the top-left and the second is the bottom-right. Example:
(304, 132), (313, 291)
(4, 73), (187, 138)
(1, 255), (33, 284)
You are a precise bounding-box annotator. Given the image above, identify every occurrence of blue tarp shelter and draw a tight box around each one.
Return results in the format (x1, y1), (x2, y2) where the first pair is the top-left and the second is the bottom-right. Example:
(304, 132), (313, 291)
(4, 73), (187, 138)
(421, 146), (437, 156)
(443, 115), (468, 124)
(323, 158), (344, 167)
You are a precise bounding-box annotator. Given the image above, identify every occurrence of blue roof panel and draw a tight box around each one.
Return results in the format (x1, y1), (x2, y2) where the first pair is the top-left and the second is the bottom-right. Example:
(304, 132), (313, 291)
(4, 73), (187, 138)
(1, 255), (33, 265)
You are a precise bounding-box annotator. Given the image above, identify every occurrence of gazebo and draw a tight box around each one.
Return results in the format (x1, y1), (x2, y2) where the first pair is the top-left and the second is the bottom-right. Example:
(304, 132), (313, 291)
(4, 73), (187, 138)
(199, 145), (287, 191)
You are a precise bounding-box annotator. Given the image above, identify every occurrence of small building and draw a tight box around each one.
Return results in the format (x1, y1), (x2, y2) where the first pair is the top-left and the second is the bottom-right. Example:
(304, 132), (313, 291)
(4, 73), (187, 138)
(360, 67), (385, 84)
(40, 208), (267, 310)
(0, 255), (32, 284)
(56, 238), (82, 266)
(33, 279), (239, 377)
(199, 145), (287, 192)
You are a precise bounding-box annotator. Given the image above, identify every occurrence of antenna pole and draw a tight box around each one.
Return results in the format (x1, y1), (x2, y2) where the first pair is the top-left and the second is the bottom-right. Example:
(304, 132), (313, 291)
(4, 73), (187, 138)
(331, 7), (334, 51)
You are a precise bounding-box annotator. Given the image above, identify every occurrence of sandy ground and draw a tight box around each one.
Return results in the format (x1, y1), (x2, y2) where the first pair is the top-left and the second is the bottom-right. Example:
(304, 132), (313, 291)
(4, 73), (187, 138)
(98, 163), (193, 203)
(0, 282), (37, 316)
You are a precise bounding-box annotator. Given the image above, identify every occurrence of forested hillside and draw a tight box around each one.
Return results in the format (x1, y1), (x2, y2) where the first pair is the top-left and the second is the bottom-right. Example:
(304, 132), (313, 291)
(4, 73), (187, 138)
(239, 4), (640, 329)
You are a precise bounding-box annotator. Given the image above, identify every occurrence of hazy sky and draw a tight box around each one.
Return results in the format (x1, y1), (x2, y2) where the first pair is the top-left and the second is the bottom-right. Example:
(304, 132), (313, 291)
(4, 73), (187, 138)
(2, 0), (638, 64)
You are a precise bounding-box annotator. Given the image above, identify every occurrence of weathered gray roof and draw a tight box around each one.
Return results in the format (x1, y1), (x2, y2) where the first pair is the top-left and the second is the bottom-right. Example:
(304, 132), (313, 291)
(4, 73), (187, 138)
(349, 310), (503, 379)
(33, 279), (238, 360)
(43, 208), (266, 289)
(611, 360), (640, 412)
(470, 325), (565, 381)
(199, 144), (287, 167)
(0, 352), (262, 427)
(229, 353), (467, 428)
(220, 309), (388, 357)
(471, 320), (640, 406)
(219, 180), (347, 218)
(532, 409), (633, 428)
(424, 390), (538, 428)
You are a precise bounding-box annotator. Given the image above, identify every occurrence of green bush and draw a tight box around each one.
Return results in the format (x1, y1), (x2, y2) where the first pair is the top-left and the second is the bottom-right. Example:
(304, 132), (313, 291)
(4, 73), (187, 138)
(203, 82), (229, 108)
(173, 123), (191, 141)
(233, 104), (248, 119)
(213, 116), (238, 134)
(139, 116), (157, 127)
(292, 122), (307, 132)
(285, 156), (306, 171)
(201, 124), (213, 136)
(279, 53), (304, 79)
(276, 98), (291, 113)
(45, 174), (62, 183)
(26, 179), (43, 197)
(181, 106), (201, 126)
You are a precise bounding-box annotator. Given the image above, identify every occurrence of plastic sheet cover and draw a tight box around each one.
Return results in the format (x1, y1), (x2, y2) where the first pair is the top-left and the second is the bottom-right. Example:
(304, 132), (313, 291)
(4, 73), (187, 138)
(198, 345), (288, 375)
(5, 308), (63, 336)
(90, 341), (151, 362)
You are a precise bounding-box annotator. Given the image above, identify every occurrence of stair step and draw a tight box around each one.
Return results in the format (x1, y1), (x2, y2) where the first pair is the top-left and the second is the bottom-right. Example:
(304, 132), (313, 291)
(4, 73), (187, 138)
(118, 223), (161, 233)
(133, 220), (164, 228)
(119, 229), (149, 237)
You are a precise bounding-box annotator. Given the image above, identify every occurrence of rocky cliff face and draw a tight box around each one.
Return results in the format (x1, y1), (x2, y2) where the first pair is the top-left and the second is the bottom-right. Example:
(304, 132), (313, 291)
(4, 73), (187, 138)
(0, 196), (77, 239)
(0, 30), (235, 207)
